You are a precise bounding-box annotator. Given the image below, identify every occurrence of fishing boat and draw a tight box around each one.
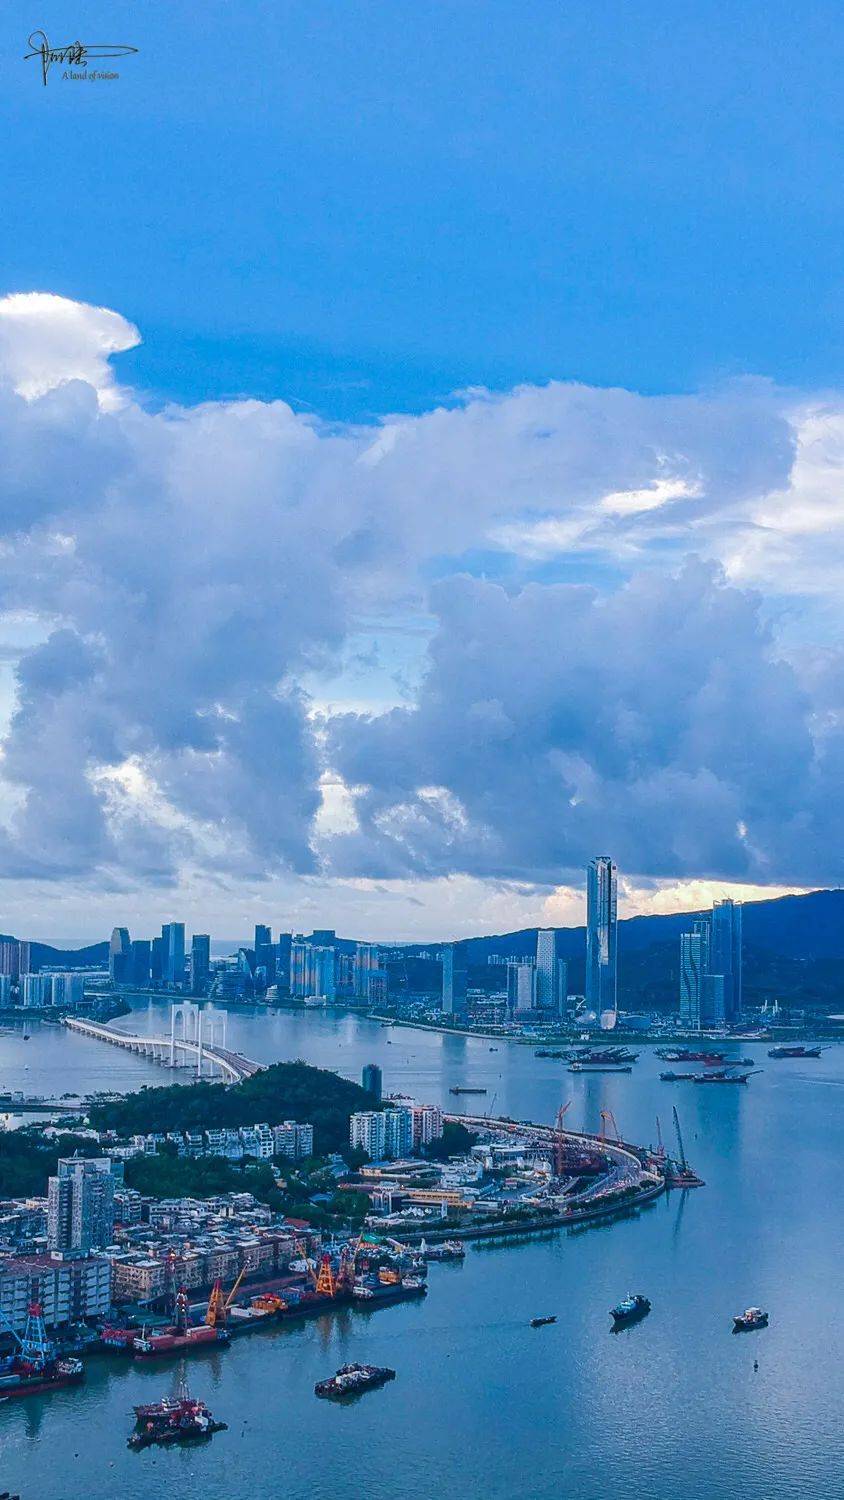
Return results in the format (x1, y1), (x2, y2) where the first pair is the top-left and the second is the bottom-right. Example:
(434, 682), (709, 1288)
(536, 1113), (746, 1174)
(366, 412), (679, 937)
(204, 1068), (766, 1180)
(530, 1315), (556, 1328)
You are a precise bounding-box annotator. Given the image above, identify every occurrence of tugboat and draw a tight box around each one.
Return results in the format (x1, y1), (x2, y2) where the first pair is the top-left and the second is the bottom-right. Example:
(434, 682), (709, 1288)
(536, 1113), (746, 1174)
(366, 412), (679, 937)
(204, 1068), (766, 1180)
(610, 1294), (651, 1328)
(530, 1315), (557, 1328)
(733, 1307), (769, 1332)
(129, 1380), (227, 1449)
(315, 1363), (396, 1399)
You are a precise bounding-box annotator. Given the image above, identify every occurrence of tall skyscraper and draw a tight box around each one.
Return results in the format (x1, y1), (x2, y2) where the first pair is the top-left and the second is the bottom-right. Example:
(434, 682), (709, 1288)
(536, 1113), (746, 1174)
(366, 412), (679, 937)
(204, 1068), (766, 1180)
(47, 1158), (117, 1253)
(191, 934), (211, 995)
(109, 927), (131, 984)
(276, 932), (292, 993)
(254, 924), (275, 986)
(680, 926), (708, 1028)
(710, 899), (743, 1023)
(162, 923), (186, 987)
(290, 942), (336, 1000)
(151, 935), (164, 985)
(354, 943), (380, 999)
(586, 856), (618, 1028)
(362, 1062), (383, 1101)
(536, 930), (568, 1015)
(507, 961), (537, 1013)
(130, 939), (151, 987)
(442, 942), (468, 1018)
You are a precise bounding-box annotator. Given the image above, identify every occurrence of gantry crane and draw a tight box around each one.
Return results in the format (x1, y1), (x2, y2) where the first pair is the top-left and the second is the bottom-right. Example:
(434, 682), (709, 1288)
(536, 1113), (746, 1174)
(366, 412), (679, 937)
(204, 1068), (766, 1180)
(205, 1265), (247, 1328)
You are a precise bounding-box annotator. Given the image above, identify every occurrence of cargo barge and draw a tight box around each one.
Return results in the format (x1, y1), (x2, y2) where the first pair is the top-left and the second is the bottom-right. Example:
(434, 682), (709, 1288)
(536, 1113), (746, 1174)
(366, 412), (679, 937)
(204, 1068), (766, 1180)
(315, 1363), (395, 1399)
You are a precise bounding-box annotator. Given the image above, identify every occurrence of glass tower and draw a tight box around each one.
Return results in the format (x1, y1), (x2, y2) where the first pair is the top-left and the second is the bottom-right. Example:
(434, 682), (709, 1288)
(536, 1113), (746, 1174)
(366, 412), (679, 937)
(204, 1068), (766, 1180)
(586, 856), (618, 1028)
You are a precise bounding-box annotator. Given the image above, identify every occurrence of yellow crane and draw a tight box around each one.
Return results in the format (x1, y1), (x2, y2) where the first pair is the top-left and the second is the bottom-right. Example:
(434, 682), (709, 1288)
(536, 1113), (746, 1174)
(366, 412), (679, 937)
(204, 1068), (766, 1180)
(205, 1265), (247, 1327)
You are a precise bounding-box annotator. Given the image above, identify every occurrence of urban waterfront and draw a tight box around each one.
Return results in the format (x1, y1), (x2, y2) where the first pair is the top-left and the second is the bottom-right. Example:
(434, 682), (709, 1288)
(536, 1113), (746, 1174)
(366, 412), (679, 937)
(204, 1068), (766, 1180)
(0, 1003), (841, 1500)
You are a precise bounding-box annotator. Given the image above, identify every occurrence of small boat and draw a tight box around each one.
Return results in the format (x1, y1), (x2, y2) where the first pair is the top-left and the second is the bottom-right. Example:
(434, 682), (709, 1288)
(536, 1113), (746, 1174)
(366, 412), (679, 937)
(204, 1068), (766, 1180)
(315, 1363), (396, 1399)
(530, 1315), (557, 1328)
(449, 1086), (488, 1095)
(610, 1294), (651, 1328)
(733, 1307), (769, 1332)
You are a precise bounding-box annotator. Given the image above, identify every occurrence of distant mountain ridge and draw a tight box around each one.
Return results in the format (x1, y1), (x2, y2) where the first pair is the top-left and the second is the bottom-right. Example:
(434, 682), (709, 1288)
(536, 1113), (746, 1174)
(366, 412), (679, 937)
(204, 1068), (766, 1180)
(427, 888), (844, 963)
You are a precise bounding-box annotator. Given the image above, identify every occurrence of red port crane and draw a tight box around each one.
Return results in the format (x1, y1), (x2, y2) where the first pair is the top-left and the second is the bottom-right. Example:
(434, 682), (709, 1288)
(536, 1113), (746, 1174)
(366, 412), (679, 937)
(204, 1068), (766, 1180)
(599, 1109), (621, 1145)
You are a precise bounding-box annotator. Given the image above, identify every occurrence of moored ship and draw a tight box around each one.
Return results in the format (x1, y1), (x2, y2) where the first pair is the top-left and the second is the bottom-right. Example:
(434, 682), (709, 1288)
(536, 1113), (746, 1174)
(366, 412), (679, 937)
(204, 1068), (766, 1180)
(133, 1324), (230, 1357)
(419, 1238), (465, 1261)
(352, 1272), (427, 1305)
(0, 1299), (85, 1399)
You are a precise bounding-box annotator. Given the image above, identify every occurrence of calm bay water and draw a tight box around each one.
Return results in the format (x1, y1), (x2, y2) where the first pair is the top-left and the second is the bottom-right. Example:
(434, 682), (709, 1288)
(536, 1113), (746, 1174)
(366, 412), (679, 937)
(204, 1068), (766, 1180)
(0, 1003), (842, 1499)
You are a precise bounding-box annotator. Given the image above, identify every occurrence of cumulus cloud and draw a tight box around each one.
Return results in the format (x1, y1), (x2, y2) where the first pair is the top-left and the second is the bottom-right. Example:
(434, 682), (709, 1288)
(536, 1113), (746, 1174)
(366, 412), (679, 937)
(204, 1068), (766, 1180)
(0, 291), (840, 908)
(0, 293), (140, 408)
(328, 561), (841, 887)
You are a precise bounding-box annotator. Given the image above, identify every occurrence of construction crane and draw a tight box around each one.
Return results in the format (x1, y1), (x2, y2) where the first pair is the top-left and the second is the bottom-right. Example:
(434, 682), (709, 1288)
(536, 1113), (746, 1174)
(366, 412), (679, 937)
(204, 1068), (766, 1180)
(0, 1302), (52, 1371)
(315, 1253), (336, 1298)
(599, 1109), (621, 1145)
(205, 1265), (247, 1328)
(294, 1238), (319, 1288)
(654, 1116), (666, 1161)
(553, 1100), (573, 1177)
(337, 1245), (356, 1290)
(672, 1106), (688, 1169)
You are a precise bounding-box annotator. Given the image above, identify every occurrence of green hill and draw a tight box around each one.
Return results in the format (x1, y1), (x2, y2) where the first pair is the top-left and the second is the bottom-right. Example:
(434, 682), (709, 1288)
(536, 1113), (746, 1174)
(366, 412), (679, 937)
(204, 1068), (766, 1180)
(88, 1059), (378, 1154)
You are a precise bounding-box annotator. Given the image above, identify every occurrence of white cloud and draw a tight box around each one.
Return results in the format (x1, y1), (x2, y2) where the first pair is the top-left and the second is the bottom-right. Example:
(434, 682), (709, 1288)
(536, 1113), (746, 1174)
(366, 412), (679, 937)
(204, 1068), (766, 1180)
(0, 292), (140, 409)
(0, 293), (840, 926)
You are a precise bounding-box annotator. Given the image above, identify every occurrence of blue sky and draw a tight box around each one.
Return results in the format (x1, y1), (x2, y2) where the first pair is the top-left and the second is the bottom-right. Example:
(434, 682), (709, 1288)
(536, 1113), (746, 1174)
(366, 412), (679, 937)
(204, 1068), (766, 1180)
(6, 2), (844, 417)
(0, 3), (841, 940)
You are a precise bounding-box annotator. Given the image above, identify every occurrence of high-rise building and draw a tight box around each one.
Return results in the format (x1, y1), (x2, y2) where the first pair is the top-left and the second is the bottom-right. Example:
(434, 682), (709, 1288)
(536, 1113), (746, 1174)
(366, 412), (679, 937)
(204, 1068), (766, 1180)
(680, 927), (708, 1029)
(50, 973), (85, 1008)
(47, 1158), (117, 1253)
(383, 1107), (414, 1159)
(411, 1104), (444, 1147)
(254, 925), (275, 987)
(109, 927), (131, 985)
(20, 973), (52, 1006)
(349, 1111), (386, 1159)
(0, 975), (10, 1005)
(276, 932), (292, 993)
(162, 923), (186, 988)
(710, 899), (743, 1023)
(586, 857), (618, 1028)
(272, 1121), (314, 1159)
(191, 934), (211, 996)
(354, 943), (380, 999)
(362, 1063), (383, 1102)
(507, 961), (536, 1013)
(290, 942), (336, 1000)
(151, 935), (164, 985)
(536, 930), (568, 1015)
(130, 939), (151, 987)
(0, 939), (21, 980)
(442, 943), (468, 1018)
